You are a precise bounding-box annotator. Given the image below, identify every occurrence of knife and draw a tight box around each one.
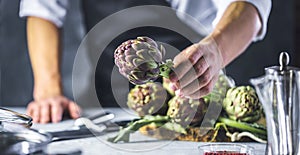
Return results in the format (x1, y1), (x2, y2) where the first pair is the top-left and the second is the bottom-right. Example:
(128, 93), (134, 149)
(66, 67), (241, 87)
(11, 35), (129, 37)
(49, 119), (133, 142)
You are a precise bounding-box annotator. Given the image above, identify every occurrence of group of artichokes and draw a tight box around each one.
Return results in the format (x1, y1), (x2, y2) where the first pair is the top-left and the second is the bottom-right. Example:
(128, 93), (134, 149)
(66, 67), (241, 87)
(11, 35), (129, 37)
(126, 80), (209, 127)
(114, 36), (263, 128)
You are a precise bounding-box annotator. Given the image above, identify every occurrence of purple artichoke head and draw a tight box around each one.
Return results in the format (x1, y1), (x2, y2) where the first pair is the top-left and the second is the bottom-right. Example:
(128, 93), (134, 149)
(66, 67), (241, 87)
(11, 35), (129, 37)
(114, 36), (172, 85)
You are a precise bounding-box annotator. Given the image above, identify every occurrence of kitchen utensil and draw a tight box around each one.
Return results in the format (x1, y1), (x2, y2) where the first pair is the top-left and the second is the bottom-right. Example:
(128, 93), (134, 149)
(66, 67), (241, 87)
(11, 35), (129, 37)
(0, 107), (32, 127)
(49, 120), (127, 141)
(0, 122), (51, 154)
(74, 111), (115, 129)
(0, 122), (88, 155)
(250, 52), (300, 155)
(49, 112), (133, 141)
(0, 110), (130, 154)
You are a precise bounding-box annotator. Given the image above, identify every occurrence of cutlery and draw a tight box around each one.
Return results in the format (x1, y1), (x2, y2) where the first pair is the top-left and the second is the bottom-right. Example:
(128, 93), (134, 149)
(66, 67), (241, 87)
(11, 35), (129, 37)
(49, 112), (132, 141)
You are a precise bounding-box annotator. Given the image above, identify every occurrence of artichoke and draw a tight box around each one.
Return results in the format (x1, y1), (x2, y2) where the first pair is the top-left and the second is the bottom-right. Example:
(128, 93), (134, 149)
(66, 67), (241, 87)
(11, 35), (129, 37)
(202, 73), (235, 105)
(167, 96), (208, 127)
(114, 36), (173, 85)
(222, 86), (262, 123)
(127, 82), (168, 117)
(213, 74), (235, 96)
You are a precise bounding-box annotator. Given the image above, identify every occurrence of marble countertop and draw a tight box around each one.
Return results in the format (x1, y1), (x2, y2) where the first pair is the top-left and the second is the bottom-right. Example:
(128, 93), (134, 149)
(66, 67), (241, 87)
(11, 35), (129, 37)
(8, 107), (266, 155)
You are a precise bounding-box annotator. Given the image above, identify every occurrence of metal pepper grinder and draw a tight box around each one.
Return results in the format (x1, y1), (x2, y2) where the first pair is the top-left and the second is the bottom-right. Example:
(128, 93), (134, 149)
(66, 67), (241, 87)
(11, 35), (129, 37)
(250, 52), (300, 155)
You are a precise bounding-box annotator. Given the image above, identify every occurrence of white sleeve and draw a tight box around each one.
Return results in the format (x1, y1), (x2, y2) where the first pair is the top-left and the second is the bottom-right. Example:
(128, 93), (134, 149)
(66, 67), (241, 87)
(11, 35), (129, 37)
(19, 0), (69, 28)
(167, 0), (218, 36)
(212, 0), (272, 41)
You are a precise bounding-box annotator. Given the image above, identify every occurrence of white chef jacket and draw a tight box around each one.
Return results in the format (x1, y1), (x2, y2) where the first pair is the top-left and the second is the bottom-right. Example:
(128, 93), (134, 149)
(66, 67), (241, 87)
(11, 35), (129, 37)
(19, 0), (271, 42)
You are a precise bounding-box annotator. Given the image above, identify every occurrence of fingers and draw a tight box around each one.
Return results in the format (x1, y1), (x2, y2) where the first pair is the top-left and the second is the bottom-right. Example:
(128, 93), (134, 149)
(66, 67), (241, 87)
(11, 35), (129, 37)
(170, 40), (222, 98)
(28, 101), (51, 124)
(169, 59), (193, 82)
(26, 96), (79, 123)
(68, 101), (81, 119)
(176, 57), (209, 89)
(178, 68), (211, 96)
(186, 74), (219, 99)
(40, 102), (51, 123)
(170, 44), (203, 82)
(50, 101), (63, 123)
(27, 102), (40, 123)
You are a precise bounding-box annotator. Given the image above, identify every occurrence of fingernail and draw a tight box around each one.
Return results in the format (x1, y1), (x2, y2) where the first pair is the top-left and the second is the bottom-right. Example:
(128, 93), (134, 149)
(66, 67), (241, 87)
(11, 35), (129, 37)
(33, 116), (38, 123)
(175, 89), (180, 96)
(76, 110), (81, 117)
(175, 89), (184, 97)
(170, 83), (178, 91)
(169, 72), (177, 82)
(185, 96), (192, 99)
(73, 110), (80, 119)
(54, 116), (62, 123)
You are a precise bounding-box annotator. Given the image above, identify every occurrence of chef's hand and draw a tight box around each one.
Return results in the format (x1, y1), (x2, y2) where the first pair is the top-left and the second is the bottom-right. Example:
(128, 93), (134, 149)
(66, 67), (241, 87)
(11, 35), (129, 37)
(27, 96), (81, 124)
(169, 36), (223, 99)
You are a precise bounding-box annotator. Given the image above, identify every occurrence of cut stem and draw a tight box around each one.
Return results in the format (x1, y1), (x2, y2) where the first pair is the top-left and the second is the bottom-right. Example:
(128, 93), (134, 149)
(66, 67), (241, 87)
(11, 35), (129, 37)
(159, 59), (173, 78)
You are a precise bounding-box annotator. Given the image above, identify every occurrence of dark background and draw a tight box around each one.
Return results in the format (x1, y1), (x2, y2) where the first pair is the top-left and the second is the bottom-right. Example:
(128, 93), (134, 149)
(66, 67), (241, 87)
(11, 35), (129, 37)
(0, 0), (297, 106)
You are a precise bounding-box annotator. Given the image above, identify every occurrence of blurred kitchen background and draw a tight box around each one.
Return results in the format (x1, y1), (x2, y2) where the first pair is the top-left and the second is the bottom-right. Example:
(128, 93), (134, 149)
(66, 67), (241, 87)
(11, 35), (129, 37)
(0, 0), (297, 106)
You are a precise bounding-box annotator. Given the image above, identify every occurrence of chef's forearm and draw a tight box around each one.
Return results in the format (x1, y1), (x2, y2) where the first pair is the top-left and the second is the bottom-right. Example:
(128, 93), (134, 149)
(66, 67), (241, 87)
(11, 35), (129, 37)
(210, 1), (262, 67)
(26, 16), (62, 100)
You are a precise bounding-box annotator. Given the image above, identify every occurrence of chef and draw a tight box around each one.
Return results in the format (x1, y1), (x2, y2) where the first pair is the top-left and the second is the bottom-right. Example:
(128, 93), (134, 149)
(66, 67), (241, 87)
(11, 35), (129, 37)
(19, 0), (271, 123)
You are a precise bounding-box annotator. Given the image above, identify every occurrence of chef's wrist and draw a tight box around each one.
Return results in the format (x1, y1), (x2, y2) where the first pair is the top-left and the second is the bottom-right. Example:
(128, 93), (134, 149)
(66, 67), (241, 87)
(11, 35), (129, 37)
(33, 75), (63, 100)
(199, 33), (225, 68)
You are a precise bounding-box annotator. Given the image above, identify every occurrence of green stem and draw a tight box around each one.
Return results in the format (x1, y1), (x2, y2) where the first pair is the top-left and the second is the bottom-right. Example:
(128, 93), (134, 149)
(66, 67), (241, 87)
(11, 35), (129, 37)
(218, 117), (267, 135)
(159, 59), (173, 78)
(211, 123), (229, 142)
(162, 122), (187, 134)
(107, 115), (170, 143)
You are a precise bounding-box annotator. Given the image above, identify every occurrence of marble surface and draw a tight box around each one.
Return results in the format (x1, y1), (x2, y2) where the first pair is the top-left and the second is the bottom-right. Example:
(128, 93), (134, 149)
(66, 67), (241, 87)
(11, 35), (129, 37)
(9, 107), (266, 155)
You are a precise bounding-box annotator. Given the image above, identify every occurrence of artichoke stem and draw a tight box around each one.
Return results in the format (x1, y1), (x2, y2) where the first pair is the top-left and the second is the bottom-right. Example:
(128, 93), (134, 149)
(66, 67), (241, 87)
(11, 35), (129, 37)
(218, 117), (267, 136)
(159, 59), (173, 78)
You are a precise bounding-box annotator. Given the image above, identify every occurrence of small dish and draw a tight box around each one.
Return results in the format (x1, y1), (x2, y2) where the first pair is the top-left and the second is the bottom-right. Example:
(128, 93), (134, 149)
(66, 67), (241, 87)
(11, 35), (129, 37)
(198, 143), (254, 155)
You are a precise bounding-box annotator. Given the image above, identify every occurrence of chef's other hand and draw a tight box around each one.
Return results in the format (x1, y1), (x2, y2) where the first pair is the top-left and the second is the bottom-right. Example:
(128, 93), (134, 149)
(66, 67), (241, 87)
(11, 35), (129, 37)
(169, 36), (223, 99)
(26, 96), (81, 124)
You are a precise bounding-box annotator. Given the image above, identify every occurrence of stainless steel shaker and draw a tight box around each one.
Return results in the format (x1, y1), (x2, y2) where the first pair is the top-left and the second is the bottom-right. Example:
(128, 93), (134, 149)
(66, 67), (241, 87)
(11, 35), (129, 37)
(251, 52), (300, 155)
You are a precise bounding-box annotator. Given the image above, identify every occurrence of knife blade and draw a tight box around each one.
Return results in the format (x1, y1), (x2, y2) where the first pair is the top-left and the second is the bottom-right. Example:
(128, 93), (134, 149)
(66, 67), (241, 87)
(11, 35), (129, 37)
(49, 120), (132, 142)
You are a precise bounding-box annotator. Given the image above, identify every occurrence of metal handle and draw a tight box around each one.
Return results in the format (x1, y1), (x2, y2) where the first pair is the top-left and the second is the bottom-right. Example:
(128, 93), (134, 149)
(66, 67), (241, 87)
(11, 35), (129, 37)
(279, 52), (290, 71)
(0, 107), (32, 127)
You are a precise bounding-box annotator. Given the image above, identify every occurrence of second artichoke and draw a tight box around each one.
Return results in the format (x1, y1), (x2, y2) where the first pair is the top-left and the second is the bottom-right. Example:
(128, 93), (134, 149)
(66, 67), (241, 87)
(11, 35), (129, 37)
(222, 86), (262, 123)
(203, 73), (235, 105)
(127, 82), (168, 117)
(167, 96), (208, 127)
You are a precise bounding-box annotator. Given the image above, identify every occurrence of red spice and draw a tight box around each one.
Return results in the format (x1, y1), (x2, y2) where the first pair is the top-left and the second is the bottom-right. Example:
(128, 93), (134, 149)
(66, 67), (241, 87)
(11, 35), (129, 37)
(204, 151), (248, 155)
